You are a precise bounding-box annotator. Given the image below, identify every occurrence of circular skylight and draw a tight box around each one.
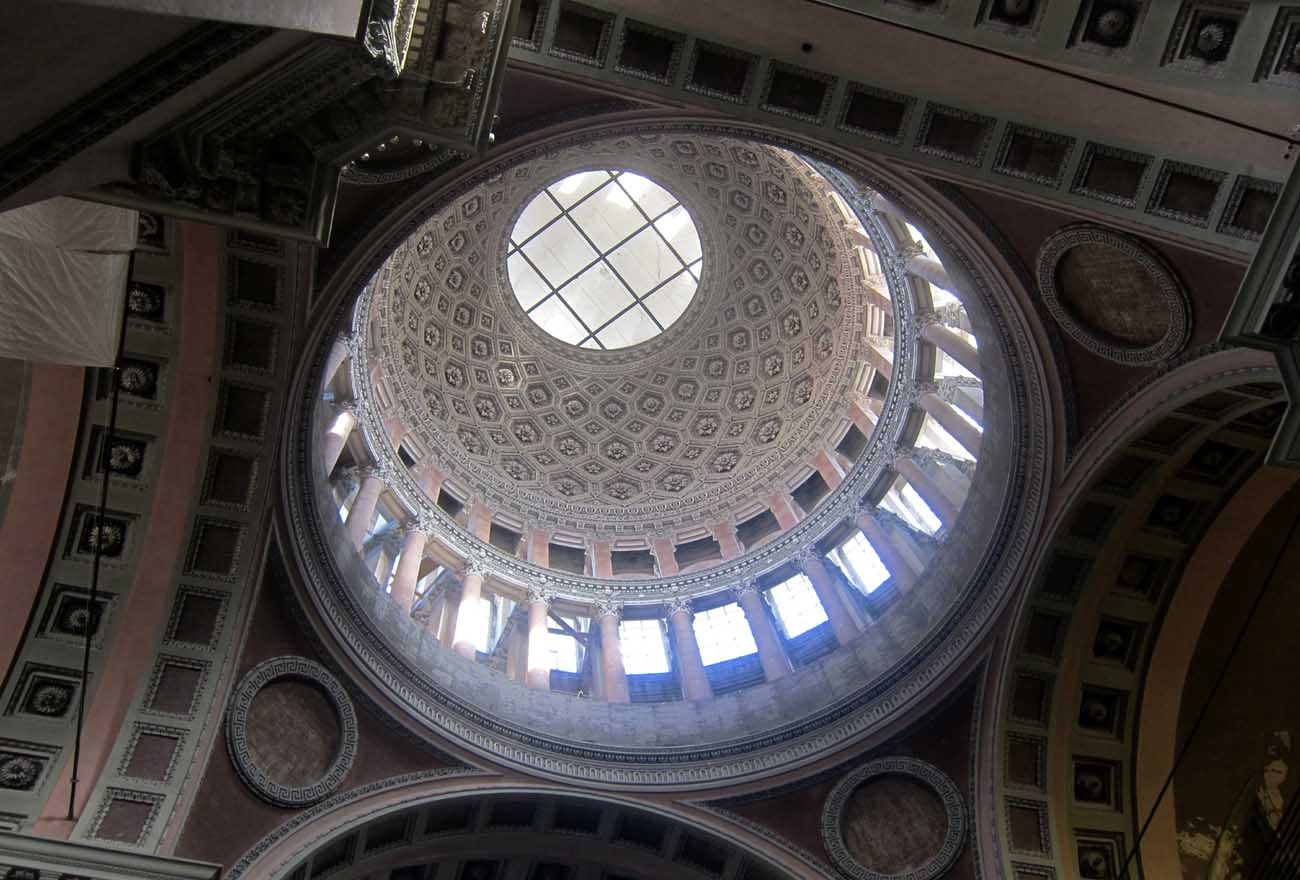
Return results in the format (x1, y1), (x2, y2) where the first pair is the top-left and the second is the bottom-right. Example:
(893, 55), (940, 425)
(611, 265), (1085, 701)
(506, 170), (703, 350)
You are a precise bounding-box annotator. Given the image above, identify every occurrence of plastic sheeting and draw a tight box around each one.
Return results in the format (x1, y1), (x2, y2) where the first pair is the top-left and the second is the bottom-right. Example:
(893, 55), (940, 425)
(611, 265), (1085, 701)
(0, 197), (137, 366)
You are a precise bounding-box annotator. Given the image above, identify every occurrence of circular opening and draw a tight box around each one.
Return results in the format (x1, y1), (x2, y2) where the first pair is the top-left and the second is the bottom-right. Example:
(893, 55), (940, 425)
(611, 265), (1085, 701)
(246, 679), (341, 787)
(506, 170), (703, 350)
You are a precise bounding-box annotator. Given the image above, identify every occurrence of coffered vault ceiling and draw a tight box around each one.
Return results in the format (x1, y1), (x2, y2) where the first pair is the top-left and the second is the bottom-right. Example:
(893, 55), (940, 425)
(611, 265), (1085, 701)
(363, 131), (873, 539)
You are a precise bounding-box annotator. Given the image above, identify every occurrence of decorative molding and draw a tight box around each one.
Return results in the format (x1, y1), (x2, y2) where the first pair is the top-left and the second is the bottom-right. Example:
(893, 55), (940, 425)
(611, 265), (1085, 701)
(820, 756), (968, 880)
(226, 656), (358, 808)
(1035, 224), (1192, 366)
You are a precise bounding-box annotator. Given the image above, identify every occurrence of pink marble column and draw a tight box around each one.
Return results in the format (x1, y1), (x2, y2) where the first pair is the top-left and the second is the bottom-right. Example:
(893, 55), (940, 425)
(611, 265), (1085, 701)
(918, 391), (981, 457)
(322, 403), (356, 475)
(526, 527), (550, 567)
(920, 320), (981, 378)
(736, 583), (789, 681)
(848, 400), (878, 436)
(416, 462), (445, 498)
(525, 589), (552, 690)
(856, 509), (919, 590)
(711, 522), (743, 560)
(382, 413), (407, 449)
(591, 541), (614, 577)
(466, 502), (492, 540)
(345, 468), (385, 549)
(388, 523), (428, 614)
(668, 598), (712, 700)
(651, 536), (680, 575)
(894, 455), (960, 527)
(452, 563), (486, 659)
(596, 603), (630, 703)
(767, 492), (800, 530)
(800, 550), (861, 646)
(812, 450), (845, 490)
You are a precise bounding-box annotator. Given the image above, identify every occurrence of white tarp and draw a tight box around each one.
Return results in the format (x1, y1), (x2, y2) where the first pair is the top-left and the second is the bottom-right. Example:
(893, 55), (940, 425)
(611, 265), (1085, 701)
(0, 197), (137, 366)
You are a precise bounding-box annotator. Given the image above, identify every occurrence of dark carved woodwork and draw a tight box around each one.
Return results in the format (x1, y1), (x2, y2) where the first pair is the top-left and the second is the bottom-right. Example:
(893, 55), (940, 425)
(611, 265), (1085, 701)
(91, 0), (517, 243)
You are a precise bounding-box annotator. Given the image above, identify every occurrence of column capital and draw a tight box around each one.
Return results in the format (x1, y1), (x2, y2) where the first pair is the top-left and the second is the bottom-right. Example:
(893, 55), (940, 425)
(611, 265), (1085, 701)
(463, 551), (492, 579)
(914, 379), (941, 397)
(735, 579), (762, 599)
(910, 445), (977, 477)
(666, 595), (694, 618)
(913, 310), (942, 330)
(400, 519), (428, 539)
(593, 594), (622, 620)
(343, 332), (365, 359)
(332, 398), (358, 415)
(525, 583), (555, 604)
(895, 240), (926, 261)
(796, 544), (823, 566)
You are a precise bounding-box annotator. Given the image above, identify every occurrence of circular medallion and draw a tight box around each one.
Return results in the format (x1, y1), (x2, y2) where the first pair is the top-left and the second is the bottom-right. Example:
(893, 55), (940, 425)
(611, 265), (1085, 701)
(1035, 224), (1190, 365)
(821, 758), (967, 880)
(507, 169), (703, 350)
(226, 656), (357, 807)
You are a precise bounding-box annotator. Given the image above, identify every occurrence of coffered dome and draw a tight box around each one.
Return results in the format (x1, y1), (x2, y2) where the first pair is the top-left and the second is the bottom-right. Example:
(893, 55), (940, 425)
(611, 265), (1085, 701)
(360, 132), (879, 545)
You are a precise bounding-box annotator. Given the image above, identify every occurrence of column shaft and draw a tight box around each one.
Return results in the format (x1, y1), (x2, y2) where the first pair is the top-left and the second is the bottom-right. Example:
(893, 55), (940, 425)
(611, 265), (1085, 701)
(857, 512), (919, 590)
(921, 322), (982, 378)
(919, 392), (981, 457)
(597, 613), (630, 703)
(345, 472), (385, 549)
(322, 409), (356, 475)
(801, 555), (861, 646)
(388, 528), (427, 613)
(767, 493), (800, 530)
(907, 255), (953, 291)
(895, 456), (960, 527)
(669, 609), (712, 700)
(452, 572), (484, 659)
(736, 589), (790, 682)
(525, 597), (551, 690)
(321, 335), (350, 392)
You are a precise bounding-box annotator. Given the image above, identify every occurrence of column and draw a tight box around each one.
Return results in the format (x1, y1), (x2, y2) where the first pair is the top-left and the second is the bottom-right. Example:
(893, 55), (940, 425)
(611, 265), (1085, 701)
(812, 450), (845, 490)
(526, 527), (550, 567)
(650, 536), (680, 575)
(894, 455), (960, 527)
(595, 603), (629, 703)
(416, 462), (446, 498)
(524, 588), (552, 690)
(710, 522), (743, 560)
(856, 509), (919, 590)
(799, 550), (862, 646)
(767, 492), (800, 530)
(452, 561), (486, 659)
(322, 402), (356, 475)
(320, 334), (351, 392)
(735, 583), (790, 682)
(920, 319), (982, 378)
(668, 598), (712, 701)
(591, 541), (613, 578)
(382, 414), (407, 449)
(388, 522), (428, 614)
(906, 255), (953, 292)
(466, 501), (492, 540)
(848, 399), (878, 436)
(918, 391), (981, 457)
(941, 378), (985, 424)
(345, 468), (385, 549)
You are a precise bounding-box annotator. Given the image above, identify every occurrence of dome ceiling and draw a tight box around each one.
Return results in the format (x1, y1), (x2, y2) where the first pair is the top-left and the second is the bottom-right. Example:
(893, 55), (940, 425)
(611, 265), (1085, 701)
(364, 132), (871, 540)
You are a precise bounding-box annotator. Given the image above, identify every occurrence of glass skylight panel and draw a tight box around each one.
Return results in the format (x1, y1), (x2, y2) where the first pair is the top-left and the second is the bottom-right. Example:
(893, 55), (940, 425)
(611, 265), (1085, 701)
(511, 195), (561, 245)
(560, 262), (635, 328)
(529, 296), (589, 345)
(509, 169), (702, 349)
(643, 273), (696, 328)
(506, 253), (550, 310)
(835, 532), (890, 593)
(596, 304), (660, 349)
(767, 575), (829, 637)
(654, 205), (702, 262)
(569, 187), (643, 251)
(693, 603), (759, 665)
(619, 618), (671, 674)
(607, 227), (680, 295)
(551, 170), (612, 207)
(522, 217), (598, 286)
(617, 172), (677, 217)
